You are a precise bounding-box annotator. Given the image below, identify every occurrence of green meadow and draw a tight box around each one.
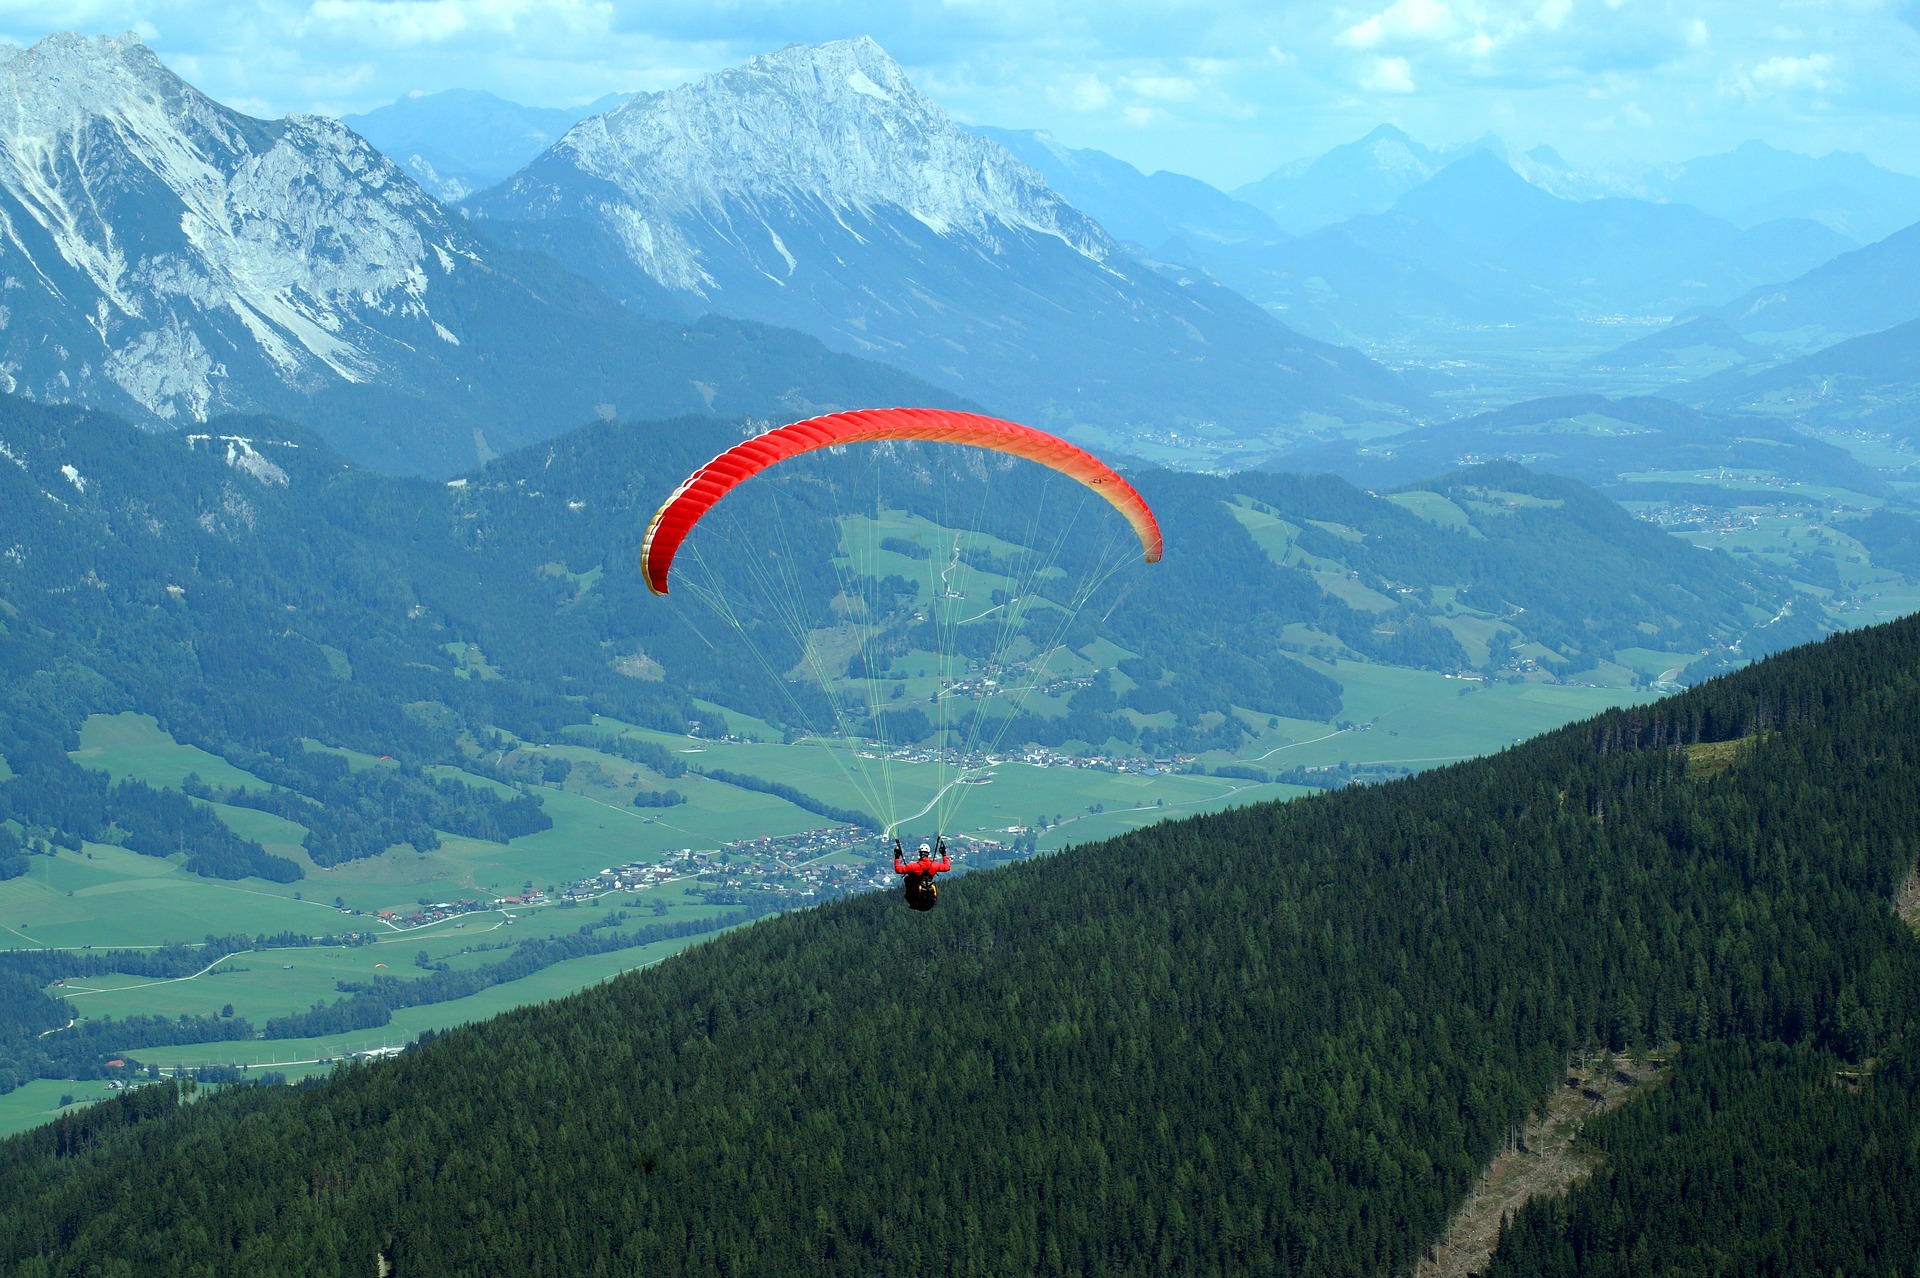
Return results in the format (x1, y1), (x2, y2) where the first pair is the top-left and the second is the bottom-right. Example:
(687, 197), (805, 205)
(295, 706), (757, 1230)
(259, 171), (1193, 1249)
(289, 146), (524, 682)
(18, 657), (1657, 1101)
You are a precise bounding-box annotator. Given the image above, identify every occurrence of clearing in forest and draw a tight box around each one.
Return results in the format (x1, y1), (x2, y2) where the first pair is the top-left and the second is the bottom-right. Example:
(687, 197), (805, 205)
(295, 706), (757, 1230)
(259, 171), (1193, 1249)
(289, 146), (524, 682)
(1414, 1054), (1669, 1278)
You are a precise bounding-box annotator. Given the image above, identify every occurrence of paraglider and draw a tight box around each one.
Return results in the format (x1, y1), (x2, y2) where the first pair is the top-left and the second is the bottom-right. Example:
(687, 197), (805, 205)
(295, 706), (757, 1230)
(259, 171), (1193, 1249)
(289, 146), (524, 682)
(644, 408), (1162, 906)
(641, 408), (1161, 596)
(893, 838), (952, 911)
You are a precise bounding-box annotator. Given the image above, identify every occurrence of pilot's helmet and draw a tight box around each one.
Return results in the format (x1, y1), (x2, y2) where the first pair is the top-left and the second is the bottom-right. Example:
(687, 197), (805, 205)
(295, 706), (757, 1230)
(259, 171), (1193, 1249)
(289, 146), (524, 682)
(918, 842), (932, 854)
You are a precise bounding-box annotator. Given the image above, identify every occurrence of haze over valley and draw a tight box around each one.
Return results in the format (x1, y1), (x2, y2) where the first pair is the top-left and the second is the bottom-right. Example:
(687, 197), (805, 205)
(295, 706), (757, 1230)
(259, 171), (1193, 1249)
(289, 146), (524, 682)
(1, 14), (1918, 1273)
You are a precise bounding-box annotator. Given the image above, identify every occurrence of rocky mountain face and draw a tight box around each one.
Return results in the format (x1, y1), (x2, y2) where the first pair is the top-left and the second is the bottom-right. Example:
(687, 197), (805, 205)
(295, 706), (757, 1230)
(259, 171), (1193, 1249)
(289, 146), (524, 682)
(466, 37), (1422, 448)
(0, 33), (952, 474)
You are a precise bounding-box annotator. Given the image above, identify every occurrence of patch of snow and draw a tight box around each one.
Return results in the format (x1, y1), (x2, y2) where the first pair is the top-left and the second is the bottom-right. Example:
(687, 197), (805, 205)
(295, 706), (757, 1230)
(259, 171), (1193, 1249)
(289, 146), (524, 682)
(432, 320), (460, 345)
(766, 225), (796, 275)
(845, 70), (892, 101)
(223, 436), (287, 485)
(0, 438), (24, 468)
(59, 463), (86, 492)
(445, 477), (468, 488)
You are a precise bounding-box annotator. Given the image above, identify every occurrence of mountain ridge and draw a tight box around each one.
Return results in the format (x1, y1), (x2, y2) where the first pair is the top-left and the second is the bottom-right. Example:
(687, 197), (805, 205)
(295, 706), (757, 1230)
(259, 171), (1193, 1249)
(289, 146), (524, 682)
(465, 37), (1426, 446)
(0, 32), (965, 475)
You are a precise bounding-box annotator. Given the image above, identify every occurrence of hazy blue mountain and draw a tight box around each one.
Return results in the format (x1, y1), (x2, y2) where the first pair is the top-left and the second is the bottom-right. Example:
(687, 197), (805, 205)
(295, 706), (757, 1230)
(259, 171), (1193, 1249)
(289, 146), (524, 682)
(467, 38), (1423, 448)
(0, 33), (955, 475)
(1267, 393), (1887, 498)
(1712, 220), (1920, 350)
(968, 126), (1277, 251)
(1686, 316), (1920, 433)
(1190, 152), (1855, 348)
(1233, 125), (1454, 234)
(1587, 316), (1766, 377)
(343, 88), (628, 201)
(1649, 141), (1920, 243)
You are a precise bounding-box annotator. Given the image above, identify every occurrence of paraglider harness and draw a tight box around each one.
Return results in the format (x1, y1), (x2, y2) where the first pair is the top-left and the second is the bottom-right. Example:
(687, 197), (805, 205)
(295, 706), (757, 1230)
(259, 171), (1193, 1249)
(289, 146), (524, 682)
(893, 837), (953, 911)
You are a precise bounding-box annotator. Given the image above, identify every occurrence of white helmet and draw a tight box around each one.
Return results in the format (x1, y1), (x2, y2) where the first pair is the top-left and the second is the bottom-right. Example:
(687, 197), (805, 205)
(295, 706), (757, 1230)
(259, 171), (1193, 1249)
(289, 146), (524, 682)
(918, 842), (932, 854)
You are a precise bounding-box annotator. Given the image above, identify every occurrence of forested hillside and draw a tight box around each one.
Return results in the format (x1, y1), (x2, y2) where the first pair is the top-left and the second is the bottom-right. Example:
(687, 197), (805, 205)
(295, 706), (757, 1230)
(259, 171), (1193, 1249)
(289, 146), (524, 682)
(1, 608), (1914, 1274)
(0, 393), (1792, 881)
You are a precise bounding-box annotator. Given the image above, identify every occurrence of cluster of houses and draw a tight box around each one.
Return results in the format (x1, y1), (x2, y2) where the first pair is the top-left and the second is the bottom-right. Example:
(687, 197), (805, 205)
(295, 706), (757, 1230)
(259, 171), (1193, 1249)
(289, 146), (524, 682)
(555, 828), (1015, 905)
(559, 857), (688, 901)
(1014, 747), (1187, 776)
(372, 891), (546, 929)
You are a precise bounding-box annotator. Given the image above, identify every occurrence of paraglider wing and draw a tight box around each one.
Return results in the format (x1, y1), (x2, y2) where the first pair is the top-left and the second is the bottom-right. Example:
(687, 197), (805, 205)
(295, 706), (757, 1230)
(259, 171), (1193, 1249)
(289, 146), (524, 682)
(641, 408), (1163, 595)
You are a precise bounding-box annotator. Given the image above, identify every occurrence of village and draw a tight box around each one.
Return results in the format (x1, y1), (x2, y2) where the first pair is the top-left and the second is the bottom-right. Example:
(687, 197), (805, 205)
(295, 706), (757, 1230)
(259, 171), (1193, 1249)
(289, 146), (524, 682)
(558, 826), (1017, 905)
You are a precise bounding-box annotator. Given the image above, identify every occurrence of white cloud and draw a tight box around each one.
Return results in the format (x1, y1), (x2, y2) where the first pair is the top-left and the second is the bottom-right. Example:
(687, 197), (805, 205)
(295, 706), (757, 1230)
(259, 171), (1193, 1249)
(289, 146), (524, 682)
(1360, 55), (1418, 92)
(1340, 0), (1459, 50)
(1050, 72), (1114, 112)
(1729, 51), (1836, 99)
(302, 0), (612, 49)
(1122, 74), (1200, 102)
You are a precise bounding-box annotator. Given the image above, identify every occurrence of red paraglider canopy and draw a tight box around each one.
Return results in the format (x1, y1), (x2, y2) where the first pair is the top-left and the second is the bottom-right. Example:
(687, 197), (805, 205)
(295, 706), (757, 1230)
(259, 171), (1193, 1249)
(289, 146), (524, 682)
(641, 408), (1162, 595)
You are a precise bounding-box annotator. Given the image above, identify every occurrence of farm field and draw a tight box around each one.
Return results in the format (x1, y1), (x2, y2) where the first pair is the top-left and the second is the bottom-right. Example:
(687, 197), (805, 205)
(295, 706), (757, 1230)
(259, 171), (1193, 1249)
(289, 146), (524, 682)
(16, 664), (1664, 1108)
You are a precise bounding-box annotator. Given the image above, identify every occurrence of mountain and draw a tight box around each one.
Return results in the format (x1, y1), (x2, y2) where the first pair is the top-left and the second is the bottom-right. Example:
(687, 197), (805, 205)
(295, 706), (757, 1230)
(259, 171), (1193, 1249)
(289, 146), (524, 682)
(1711, 220), (1920, 350)
(343, 88), (628, 201)
(1649, 140), (1920, 243)
(1188, 152), (1855, 350)
(1268, 393), (1887, 501)
(1587, 316), (1766, 377)
(0, 32), (957, 475)
(1685, 316), (1920, 432)
(969, 126), (1276, 252)
(4, 605), (1916, 1274)
(1233, 124), (1455, 234)
(465, 38), (1423, 448)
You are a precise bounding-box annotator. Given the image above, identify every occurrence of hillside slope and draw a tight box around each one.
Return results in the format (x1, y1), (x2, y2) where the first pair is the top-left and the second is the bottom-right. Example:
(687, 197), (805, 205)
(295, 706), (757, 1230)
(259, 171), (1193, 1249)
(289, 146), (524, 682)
(0, 391), (1789, 870)
(2, 609), (1916, 1274)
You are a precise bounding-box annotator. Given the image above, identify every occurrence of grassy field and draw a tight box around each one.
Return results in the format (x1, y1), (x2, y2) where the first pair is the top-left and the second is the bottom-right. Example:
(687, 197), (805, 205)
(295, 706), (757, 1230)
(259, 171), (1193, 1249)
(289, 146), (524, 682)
(11, 654), (1667, 1131)
(0, 1079), (125, 1141)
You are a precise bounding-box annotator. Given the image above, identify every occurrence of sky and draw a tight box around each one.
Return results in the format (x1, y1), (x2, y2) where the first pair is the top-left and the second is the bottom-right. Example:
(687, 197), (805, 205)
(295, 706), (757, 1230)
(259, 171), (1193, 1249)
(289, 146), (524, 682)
(2, 0), (1917, 188)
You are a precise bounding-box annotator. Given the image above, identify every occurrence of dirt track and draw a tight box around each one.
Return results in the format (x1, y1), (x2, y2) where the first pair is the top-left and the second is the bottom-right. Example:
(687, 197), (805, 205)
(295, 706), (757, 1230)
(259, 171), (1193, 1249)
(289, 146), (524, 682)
(1412, 1054), (1667, 1278)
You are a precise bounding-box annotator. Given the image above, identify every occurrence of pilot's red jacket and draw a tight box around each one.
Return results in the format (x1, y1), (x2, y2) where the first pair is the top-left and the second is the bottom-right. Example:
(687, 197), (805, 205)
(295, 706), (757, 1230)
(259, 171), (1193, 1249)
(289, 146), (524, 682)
(894, 853), (952, 877)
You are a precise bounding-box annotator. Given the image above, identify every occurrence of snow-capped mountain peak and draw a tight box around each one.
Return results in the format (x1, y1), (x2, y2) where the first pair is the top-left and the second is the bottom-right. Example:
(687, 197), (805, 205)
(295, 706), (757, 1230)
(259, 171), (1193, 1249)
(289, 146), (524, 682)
(468, 37), (1418, 444)
(0, 31), (474, 422)
(502, 36), (1111, 295)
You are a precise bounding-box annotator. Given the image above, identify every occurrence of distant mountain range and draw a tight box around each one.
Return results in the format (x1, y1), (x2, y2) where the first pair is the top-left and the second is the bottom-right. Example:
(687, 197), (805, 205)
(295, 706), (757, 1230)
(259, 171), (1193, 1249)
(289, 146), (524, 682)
(1649, 140), (1920, 243)
(0, 33), (960, 475)
(1268, 393), (1889, 503)
(1232, 127), (1920, 243)
(1591, 217), (1920, 401)
(1684, 317), (1920, 432)
(1711, 220), (1920, 348)
(1232, 125), (1494, 234)
(464, 38), (1422, 446)
(968, 125), (1277, 254)
(1186, 151), (1855, 350)
(342, 88), (628, 201)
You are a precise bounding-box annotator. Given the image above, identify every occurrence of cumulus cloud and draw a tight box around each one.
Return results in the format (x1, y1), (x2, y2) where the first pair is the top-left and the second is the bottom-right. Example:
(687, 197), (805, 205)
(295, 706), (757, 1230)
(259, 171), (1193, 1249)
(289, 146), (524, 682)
(1340, 0), (1457, 50)
(1729, 51), (1837, 100)
(1360, 54), (1417, 93)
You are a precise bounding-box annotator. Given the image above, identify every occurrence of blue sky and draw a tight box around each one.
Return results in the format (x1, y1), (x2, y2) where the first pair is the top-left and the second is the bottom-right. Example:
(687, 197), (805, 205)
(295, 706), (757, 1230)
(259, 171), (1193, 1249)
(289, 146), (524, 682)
(3, 0), (1916, 186)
